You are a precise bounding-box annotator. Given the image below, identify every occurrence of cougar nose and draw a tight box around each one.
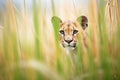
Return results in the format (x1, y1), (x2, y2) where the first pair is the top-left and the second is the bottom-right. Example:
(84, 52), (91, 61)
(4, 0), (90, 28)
(65, 39), (73, 44)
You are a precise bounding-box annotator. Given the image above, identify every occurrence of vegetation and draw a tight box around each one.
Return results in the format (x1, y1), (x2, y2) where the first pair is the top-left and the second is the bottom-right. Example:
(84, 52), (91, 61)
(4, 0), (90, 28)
(0, 0), (120, 80)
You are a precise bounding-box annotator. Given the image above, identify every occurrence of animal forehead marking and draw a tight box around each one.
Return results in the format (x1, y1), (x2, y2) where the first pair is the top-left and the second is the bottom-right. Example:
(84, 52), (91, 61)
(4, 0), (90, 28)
(60, 20), (78, 30)
(60, 25), (75, 31)
(67, 20), (72, 23)
(64, 25), (74, 31)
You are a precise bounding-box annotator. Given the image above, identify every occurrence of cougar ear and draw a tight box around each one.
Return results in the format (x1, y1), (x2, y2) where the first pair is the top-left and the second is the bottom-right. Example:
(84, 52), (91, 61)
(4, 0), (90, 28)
(51, 16), (62, 24)
(77, 16), (88, 30)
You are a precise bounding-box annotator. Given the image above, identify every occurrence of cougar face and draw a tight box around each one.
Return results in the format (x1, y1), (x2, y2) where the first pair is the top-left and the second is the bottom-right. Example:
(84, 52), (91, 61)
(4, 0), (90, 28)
(59, 21), (78, 48)
(52, 16), (88, 49)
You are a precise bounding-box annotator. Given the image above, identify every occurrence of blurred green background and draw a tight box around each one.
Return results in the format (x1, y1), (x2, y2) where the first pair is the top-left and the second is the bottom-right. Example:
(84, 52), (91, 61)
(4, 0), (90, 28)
(0, 0), (120, 80)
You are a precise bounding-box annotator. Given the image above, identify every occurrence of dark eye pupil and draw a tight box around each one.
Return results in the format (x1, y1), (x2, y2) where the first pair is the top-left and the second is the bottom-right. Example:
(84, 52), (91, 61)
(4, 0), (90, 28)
(73, 30), (78, 34)
(59, 30), (64, 34)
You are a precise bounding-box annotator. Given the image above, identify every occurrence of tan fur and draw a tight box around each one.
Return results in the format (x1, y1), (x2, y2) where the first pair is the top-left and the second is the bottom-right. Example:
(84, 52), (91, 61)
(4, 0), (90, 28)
(59, 21), (79, 48)
(52, 16), (88, 65)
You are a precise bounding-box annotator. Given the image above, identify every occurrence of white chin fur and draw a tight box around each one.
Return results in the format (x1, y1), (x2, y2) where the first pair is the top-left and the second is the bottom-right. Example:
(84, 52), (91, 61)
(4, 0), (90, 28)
(65, 47), (75, 55)
(66, 46), (75, 50)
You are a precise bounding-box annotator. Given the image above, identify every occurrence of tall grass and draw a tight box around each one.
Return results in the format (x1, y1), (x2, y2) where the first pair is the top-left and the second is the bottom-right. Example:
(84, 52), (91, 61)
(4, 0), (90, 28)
(0, 0), (120, 80)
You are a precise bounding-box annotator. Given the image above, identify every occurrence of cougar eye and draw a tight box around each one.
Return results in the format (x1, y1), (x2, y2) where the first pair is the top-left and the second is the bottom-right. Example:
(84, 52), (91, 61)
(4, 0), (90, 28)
(73, 30), (78, 34)
(59, 30), (64, 35)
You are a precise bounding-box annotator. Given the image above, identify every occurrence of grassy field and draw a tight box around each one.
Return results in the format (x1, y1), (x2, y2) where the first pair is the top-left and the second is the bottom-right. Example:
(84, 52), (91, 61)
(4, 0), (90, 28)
(0, 0), (120, 80)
